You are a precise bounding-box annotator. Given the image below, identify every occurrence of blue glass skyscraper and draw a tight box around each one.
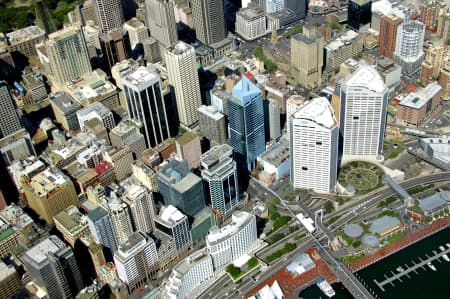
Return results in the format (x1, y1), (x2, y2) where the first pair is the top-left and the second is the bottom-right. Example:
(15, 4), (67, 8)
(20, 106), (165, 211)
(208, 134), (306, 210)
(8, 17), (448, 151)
(228, 76), (265, 172)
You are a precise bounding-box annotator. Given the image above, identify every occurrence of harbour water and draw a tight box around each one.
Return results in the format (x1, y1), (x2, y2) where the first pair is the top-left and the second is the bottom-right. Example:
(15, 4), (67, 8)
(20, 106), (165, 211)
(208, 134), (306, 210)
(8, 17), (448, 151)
(299, 227), (450, 299)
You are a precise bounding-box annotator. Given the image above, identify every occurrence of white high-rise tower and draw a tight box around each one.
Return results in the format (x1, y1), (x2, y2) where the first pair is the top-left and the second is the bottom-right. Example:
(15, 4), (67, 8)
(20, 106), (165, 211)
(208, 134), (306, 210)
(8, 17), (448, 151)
(165, 41), (202, 128)
(340, 65), (388, 163)
(290, 97), (339, 194)
(393, 20), (425, 75)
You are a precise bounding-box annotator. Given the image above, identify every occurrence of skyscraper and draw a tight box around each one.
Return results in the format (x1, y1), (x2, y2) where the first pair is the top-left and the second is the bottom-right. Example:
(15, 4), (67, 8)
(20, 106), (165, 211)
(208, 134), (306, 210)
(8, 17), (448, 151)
(122, 184), (156, 233)
(93, 0), (124, 33)
(290, 26), (324, 89)
(378, 14), (403, 60)
(35, 0), (56, 35)
(198, 105), (226, 145)
(290, 97), (339, 194)
(0, 84), (22, 138)
(145, 0), (178, 47)
(122, 66), (170, 148)
(46, 25), (92, 85)
(340, 65), (388, 163)
(107, 193), (134, 246)
(87, 206), (118, 257)
(192, 0), (227, 45)
(155, 205), (192, 255)
(201, 144), (239, 214)
(165, 42), (202, 128)
(264, 0), (284, 14)
(228, 76), (265, 172)
(268, 98), (281, 140)
(21, 235), (84, 299)
(393, 20), (425, 75)
(348, 0), (372, 31)
(114, 232), (158, 292)
(157, 157), (205, 217)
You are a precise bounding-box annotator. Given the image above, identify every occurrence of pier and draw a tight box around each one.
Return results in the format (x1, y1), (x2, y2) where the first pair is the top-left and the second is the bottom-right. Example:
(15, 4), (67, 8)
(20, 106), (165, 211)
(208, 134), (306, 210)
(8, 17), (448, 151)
(373, 248), (450, 292)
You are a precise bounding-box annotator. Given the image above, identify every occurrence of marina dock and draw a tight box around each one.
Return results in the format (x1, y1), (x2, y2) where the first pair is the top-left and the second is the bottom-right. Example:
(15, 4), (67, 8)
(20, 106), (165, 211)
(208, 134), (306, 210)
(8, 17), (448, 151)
(373, 247), (450, 292)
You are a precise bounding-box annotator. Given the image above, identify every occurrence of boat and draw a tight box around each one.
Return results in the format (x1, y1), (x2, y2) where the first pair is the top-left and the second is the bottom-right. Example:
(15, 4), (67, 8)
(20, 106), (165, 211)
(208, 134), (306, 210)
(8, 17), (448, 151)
(442, 254), (450, 262)
(427, 262), (437, 271)
(439, 245), (445, 252)
(396, 266), (405, 272)
(316, 277), (335, 297)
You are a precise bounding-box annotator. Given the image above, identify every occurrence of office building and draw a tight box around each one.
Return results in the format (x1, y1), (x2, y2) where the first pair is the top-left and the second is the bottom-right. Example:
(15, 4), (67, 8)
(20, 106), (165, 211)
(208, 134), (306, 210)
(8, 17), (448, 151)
(23, 168), (79, 225)
(290, 97), (338, 193)
(107, 193), (133, 246)
(393, 20), (425, 75)
(123, 18), (149, 50)
(228, 76), (265, 172)
(439, 61), (450, 100)
(102, 147), (133, 181)
(258, 138), (290, 184)
(419, 1), (438, 30)
(122, 66), (170, 148)
(348, 0), (372, 31)
(285, 95), (305, 138)
(155, 205), (192, 254)
(396, 83), (441, 127)
(201, 144), (239, 214)
(235, 7), (267, 41)
(165, 42), (202, 128)
(264, 0), (284, 13)
(0, 219), (19, 258)
(198, 105), (226, 145)
(154, 230), (178, 272)
(157, 157), (205, 217)
(268, 98), (281, 140)
(6, 26), (46, 58)
(100, 29), (130, 71)
(420, 43), (447, 84)
(206, 211), (257, 270)
(46, 25), (92, 85)
(114, 232), (158, 291)
(192, 0), (227, 45)
(291, 26), (324, 89)
(325, 30), (364, 72)
(122, 184), (156, 233)
(77, 102), (115, 131)
(176, 132), (202, 169)
(87, 206), (118, 256)
(0, 261), (21, 299)
(0, 84), (22, 138)
(284, 0), (307, 19)
(68, 0), (98, 26)
(54, 205), (90, 247)
(378, 14), (403, 60)
(340, 65), (388, 162)
(50, 92), (82, 133)
(21, 235), (84, 299)
(145, 0), (178, 47)
(143, 37), (162, 63)
(93, 0), (124, 33)
(110, 121), (147, 158)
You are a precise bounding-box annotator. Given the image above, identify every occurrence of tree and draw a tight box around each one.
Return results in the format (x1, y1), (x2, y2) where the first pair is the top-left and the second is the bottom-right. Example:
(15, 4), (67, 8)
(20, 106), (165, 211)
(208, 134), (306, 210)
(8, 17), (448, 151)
(226, 264), (241, 278)
(253, 46), (264, 59)
(247, 257), (258, 269)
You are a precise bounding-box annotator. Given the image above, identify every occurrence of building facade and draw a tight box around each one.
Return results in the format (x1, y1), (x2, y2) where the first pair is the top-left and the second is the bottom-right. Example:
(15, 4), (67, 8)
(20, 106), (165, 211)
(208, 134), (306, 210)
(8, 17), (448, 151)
(228, 76), (265, 172)
(122, 184), (156, 233)
(145, 0), (178, 47)
(87, 206), (118, 256)
(340, 66), (388, 162)
(165, 42), (202, 128)
(192, 0), (227, 45)
(93, 0), (124, 33)
(393, 20), (425, 75)
(290, 97), (339, 193)
(378, 14), (403, 60)
(155, 205), (192, 255)
(0, 84), (22, 138)
(122, 66), (170, 148)
(198, 105), (226, 145)
(201, 144), (239, 214)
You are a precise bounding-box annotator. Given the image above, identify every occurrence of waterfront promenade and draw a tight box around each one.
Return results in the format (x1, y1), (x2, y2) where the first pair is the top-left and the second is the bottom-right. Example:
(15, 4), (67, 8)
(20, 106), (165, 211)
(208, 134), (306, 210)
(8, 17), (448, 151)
(347, 216), (450, 272)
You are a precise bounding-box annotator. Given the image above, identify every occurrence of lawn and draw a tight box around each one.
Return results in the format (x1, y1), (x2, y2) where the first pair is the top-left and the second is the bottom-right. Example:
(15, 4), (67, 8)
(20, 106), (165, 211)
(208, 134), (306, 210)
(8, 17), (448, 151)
(338, 161), (384, 195)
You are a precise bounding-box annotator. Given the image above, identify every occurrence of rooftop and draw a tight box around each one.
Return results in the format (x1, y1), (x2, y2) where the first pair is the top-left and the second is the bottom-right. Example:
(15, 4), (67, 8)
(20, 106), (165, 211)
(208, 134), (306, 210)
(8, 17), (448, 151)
(176, 131), (199, 146)
(64, 69), (117, 107)
(198, 105), (224, 121)
(54, 205), (87, 234)
(206, 211), (253, 245)
(200, 144), (233, 169)
(259, 138), (290, 168)
(419, 191), (450, 213)
(47, 25), (81, 41)
(293, 97), (337, 129)
(6, 26), (45, 44)
(344, 65), (387, 94)
(77, 102), (111, 119)
(399, 83), (442, 110)
(0, 260), (17, 281)
(27, 168), (68, 198)
(326, 30), (360, 51)
(50, 92), (82, 114)
(231, 76), (261, 104)
(116, 232), (149, 259)
(158, 205), (186, 226)
(121, 66), (159, 90)
(24, 235), (67, 264)
(237, 7), (265, 20)
(167, 41), (194, 56)
(87, 206), (108, 222)
(369, 216), (401, 235)
(0, 203), (33, 230)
